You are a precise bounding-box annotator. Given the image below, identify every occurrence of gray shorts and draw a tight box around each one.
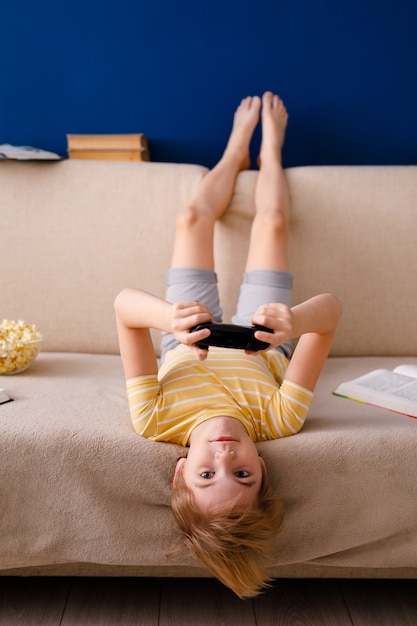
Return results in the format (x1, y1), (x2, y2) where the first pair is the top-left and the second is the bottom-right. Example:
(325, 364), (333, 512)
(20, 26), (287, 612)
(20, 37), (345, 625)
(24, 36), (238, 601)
(160, 268), (293, 361)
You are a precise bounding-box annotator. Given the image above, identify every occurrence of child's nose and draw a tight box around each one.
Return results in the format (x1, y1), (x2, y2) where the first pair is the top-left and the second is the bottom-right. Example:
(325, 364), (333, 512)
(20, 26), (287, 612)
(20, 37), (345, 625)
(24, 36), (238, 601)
(215, 447), (236, 458)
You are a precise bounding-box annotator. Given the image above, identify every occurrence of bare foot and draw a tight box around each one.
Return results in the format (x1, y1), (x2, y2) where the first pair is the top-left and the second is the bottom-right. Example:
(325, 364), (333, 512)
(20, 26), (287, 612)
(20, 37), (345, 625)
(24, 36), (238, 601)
(258, 92), (288, 166)
(224, 96), (261, 170)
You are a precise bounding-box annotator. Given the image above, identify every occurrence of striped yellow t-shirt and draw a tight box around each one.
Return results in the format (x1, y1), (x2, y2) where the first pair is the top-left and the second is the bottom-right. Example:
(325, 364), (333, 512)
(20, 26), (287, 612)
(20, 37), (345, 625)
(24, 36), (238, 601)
(127, 344), (313, 446)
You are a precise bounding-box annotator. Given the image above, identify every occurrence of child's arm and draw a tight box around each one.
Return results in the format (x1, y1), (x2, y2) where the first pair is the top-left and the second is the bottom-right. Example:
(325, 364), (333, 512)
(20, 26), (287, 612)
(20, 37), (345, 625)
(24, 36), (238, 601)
(252, 293), (343, 392)
(114, 288), (213, 379)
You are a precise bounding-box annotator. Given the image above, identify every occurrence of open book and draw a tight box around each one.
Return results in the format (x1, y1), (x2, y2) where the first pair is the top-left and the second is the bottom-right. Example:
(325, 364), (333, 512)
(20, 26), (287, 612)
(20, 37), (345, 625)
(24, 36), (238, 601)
(0, 389), (13, 405)
(0, 144), (62, 160)
(333, 364), (417, 418)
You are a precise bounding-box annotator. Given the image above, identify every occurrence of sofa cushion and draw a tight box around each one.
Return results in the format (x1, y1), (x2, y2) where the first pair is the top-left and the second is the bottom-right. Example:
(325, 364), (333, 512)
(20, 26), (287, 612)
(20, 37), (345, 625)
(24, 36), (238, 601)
(3, 161), (417, 357)
(215, 166), (417, 356)
(1, 160), (207, 354)
(1, 352), (417, 575)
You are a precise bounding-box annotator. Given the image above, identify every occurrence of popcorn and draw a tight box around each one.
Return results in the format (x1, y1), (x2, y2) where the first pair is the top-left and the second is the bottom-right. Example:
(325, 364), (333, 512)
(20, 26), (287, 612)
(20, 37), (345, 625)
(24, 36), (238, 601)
(0, 319), (42, 374)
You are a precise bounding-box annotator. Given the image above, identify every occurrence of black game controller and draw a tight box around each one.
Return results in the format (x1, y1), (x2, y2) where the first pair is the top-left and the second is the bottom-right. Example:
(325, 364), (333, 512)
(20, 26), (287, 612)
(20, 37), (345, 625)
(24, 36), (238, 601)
(190, 323), (274, 351)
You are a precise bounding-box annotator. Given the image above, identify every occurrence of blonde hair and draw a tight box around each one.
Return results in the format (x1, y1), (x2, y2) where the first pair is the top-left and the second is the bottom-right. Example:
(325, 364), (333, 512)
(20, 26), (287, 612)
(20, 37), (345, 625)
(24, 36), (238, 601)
(171, 463), (283, 599)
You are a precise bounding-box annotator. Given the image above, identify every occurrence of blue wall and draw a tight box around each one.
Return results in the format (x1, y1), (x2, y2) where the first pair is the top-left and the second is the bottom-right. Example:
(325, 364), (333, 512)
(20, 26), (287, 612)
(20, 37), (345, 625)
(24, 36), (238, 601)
(2, 0), (416, 168)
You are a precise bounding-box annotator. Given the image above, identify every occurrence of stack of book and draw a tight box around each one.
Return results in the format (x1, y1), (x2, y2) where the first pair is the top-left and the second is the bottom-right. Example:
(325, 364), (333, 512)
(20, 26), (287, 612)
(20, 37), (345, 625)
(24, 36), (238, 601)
(66, 134), (150, 162)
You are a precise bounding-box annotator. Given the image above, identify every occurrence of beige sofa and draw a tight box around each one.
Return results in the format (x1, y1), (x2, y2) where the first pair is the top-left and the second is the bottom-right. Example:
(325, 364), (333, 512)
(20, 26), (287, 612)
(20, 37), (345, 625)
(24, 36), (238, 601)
(1, 159), (417, 580)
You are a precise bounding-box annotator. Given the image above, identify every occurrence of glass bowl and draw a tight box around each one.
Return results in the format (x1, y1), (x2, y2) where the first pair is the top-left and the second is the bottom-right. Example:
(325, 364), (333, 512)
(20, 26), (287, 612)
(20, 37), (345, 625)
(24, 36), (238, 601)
(0, 320), (43, 375)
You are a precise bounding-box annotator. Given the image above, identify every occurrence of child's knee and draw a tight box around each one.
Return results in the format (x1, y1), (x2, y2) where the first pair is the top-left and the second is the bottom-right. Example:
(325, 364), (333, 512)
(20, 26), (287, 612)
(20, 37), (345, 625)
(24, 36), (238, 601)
(176, 204), (212, 230)
(254, 210), (289, 236)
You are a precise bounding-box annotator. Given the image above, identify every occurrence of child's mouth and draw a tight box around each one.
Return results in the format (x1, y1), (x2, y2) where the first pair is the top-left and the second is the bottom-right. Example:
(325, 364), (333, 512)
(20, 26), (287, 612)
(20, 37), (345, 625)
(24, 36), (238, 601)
(210, 436), (237, 442)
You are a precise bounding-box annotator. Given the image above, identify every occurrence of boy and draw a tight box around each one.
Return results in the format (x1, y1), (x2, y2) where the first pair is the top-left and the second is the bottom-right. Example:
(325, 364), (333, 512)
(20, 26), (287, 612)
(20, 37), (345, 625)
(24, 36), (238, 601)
(114, 92), (342, 597)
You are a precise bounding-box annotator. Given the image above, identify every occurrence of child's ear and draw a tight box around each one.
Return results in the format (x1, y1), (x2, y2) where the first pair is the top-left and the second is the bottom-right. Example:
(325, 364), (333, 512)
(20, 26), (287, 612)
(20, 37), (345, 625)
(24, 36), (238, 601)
(258, 456), (266, 472)
(173, 457), (186, 486)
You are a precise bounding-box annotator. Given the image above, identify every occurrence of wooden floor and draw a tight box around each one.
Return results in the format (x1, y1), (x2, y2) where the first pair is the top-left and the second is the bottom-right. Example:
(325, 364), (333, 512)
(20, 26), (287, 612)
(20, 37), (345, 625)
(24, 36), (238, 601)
(0, 577), (417, 625)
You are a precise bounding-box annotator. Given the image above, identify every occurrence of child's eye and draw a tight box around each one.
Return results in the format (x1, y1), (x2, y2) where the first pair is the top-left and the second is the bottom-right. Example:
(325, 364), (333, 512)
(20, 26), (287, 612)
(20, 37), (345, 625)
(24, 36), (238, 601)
(200, 471), (214, 479)
(235, 470), (250, 478)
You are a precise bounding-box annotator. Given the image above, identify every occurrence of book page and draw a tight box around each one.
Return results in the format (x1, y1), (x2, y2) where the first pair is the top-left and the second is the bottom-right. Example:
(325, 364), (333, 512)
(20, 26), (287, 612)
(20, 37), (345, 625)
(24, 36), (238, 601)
(355, 370), (417, 402)
(393, 364), (417, 379)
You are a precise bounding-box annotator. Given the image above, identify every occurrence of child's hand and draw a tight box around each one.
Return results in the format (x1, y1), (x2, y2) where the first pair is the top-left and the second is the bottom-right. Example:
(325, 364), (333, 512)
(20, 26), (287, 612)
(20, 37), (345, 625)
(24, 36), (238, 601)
(171, 301), (213, 360)
(251, 303), (294, 350)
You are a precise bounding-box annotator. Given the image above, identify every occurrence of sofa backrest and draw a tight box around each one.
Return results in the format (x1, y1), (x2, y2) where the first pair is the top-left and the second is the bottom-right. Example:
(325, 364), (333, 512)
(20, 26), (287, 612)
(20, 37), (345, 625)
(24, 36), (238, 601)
(218, 165), (417, 357)
(2, 160), (417, 357)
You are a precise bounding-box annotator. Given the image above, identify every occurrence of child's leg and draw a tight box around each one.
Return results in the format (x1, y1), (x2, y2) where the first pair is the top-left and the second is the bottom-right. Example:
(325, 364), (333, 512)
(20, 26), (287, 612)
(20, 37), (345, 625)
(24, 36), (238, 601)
(170, 95), (261, 270)
(246, 91), (290, 273)
(232, 92), (292, 356)
(161, 96), (261, 359)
